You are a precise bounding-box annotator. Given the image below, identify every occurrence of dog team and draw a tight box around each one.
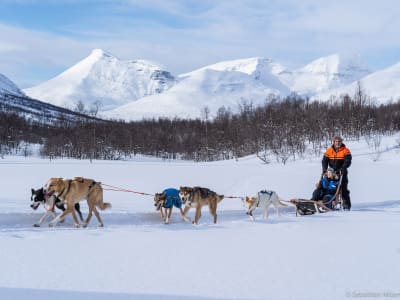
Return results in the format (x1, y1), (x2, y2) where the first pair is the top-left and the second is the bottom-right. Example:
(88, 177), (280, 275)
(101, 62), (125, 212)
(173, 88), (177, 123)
(30, 176), (298, 228)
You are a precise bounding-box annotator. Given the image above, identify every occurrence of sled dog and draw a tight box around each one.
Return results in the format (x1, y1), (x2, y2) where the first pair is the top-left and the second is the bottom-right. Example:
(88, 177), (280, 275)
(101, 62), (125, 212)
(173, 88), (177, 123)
(179, 186), (224, 224)
(30, 187), (84, 227)
(154, 188), (190, 224)
(243, 190), (288, 220)
(44, 177), (111, 227)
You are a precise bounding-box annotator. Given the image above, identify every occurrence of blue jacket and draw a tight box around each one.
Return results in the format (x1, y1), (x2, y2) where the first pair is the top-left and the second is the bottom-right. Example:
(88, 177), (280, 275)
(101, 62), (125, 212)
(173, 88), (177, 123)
(320, 177), (338, 195)
(162, 188), (182, 209)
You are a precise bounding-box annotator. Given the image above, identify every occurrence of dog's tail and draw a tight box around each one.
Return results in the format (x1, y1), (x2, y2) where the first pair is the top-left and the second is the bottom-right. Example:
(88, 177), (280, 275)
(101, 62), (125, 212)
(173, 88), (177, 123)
(278, 198), (289, 207)
(98, 202), (112, 210)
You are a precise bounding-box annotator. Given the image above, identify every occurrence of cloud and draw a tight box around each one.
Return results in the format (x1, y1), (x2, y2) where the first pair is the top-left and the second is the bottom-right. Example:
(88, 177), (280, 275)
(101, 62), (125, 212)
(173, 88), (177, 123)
(0, 0), (399, 87)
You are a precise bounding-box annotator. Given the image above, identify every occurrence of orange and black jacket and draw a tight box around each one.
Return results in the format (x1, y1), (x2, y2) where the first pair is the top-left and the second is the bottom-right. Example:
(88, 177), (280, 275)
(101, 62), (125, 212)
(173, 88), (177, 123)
(322, 143), (352, 172)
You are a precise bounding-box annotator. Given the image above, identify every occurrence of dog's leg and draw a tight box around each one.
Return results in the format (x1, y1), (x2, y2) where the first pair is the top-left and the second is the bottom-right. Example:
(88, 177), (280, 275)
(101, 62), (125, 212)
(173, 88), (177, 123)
(181, 205), (191, 222)
(264, 203), (270, 219)
(75, 203), (84, 222)
(71, 208), (80, 228)
(193, 206), (202, 225)
(34, 211), (55, 227)
(92, 205), (104, 227)
(247, 209), (255, 221)
(83, 202), (94, 227)
(210, 203), (218, 224)
(49, 206), (73, 227)
(160, 208), (165, 220)
(165, 208), (172, 224)
(275, 203), (281, 217)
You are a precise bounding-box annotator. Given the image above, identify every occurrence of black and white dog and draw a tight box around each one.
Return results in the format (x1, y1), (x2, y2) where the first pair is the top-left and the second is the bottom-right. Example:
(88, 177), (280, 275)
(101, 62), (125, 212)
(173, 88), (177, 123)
(30, 187), (84, 227)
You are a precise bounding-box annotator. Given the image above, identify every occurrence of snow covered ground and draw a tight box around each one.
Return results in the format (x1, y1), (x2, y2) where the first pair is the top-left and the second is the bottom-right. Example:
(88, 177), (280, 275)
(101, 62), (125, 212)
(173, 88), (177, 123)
(1, 135), (400, 300)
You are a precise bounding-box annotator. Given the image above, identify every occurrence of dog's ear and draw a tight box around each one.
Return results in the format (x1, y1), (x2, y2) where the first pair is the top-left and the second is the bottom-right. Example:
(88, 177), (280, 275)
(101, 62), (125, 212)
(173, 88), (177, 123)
(31, 188), (35, 194)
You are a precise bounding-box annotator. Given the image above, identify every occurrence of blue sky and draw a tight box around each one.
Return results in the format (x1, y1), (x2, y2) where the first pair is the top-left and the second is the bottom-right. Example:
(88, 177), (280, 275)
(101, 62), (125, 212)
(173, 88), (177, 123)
(1, 0), (400, 88)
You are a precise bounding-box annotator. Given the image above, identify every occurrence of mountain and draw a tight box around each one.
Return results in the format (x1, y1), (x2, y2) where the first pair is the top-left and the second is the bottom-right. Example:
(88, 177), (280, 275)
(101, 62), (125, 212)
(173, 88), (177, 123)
(102, 57), (291, 120)
(0, 73), (25, 97)
(24, 49), (177, 111)
(22, 50), (397, 122)
(276, 54), (371, 96)
(0, 93), (104, 125)
(314, 61), (400, 103)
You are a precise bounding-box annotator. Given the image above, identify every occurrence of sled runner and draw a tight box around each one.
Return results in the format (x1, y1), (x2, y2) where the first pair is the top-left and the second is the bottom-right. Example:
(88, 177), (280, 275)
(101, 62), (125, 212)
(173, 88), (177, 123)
(290, 198), (331, 216)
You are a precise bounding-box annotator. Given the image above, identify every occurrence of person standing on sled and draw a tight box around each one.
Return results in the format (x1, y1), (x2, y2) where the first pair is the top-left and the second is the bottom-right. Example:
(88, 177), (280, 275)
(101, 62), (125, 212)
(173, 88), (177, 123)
(322, 136), (352, 210)
(311, 167), (339, 208)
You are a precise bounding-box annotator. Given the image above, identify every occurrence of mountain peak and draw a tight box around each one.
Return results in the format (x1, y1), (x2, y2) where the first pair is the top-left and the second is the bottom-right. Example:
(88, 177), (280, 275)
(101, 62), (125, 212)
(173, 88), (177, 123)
(89, 48), (115, 60)
(24, 49), (177, 110)
(277, 53), (371, 95)
(303, 53), (370, 76)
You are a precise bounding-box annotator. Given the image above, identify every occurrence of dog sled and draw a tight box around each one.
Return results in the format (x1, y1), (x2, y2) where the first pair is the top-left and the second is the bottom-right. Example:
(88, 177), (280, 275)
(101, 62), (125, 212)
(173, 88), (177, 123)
(291, 174), (344, 216)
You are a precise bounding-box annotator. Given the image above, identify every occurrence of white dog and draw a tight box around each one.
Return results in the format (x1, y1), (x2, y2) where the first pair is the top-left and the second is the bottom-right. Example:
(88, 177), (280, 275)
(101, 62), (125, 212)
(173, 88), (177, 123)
(242, 190), (288, 220)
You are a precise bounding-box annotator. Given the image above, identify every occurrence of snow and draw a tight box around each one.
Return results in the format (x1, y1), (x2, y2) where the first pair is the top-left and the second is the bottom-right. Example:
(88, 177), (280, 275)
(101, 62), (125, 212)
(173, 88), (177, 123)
(24, 49), (176, 111)
(0, 73), (25, 96)
(277, 54), (370, 96)
(1, 134), (400, 300)
(315, 62), (400, 103)
(20, 50), (400, 121)
(102, 58), (290, 120)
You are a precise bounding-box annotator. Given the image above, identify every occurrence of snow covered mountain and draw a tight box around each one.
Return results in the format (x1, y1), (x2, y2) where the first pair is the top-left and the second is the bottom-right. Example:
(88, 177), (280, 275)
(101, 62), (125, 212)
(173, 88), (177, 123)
(0, 93), (103, 125)
(20, 50), (399, 121)
(314, 61), (400, 103)
(102, 57), (291, 120)
(276, 54), (371, 96)
(0, 73), (25, 96)
(24, 49), (177, 111)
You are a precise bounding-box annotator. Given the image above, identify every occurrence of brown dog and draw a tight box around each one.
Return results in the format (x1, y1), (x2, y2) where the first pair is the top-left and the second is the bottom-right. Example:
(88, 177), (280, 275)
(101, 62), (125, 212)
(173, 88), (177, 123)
(179, 186), (224, 225)
(44, 177), (111, 227)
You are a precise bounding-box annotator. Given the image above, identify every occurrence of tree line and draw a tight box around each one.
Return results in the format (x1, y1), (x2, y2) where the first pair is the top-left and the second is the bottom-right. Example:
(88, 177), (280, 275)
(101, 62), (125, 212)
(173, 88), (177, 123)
(1, 92), (399, 162)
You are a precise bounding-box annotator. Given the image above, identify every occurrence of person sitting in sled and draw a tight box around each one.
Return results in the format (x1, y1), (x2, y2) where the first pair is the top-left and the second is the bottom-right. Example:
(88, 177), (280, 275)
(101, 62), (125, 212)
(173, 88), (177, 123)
(311, 167), (339, 208)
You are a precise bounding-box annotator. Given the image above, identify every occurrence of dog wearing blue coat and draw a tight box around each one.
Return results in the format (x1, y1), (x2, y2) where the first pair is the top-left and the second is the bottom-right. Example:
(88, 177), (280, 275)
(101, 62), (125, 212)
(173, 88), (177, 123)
(154, 188), (190, 224)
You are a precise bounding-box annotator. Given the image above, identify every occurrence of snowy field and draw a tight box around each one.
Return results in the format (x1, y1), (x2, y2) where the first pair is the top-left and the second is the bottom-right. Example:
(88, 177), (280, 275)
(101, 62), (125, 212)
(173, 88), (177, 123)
(1, 135), (400, 300)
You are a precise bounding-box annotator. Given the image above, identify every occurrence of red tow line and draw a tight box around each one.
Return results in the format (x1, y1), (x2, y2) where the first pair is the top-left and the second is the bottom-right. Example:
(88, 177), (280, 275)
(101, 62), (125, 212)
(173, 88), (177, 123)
(101, 183), (154, 197)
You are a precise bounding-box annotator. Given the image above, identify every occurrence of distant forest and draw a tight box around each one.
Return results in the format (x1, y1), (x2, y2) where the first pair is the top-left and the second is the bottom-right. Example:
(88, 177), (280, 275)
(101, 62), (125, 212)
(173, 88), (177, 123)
(1, 89), (400, 162)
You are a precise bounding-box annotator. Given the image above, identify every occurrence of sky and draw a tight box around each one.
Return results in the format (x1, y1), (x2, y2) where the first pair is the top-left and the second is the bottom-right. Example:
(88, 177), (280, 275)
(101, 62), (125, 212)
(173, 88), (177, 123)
(0, 0), (400, 88)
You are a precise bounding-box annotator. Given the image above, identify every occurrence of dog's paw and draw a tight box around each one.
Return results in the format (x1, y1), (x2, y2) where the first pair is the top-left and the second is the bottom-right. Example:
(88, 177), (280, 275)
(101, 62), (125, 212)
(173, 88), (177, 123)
(82, 223), (88, 228)
(182, 216), (191, 222)
(33, 223), (40, 227)
(73, 223), (80, 228)
(98, 223), (104, 228)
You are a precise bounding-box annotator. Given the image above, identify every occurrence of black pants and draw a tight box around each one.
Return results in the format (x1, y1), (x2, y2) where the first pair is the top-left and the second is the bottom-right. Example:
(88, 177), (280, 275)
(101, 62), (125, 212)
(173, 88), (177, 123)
(340, 171), (351, 209)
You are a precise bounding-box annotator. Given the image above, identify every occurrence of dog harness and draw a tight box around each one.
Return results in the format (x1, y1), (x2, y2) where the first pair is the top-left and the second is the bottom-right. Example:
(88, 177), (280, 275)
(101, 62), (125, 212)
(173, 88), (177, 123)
(256, 190), (274, 207)
(162, 188), (182, 209)
(57, 180), (72, 199)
